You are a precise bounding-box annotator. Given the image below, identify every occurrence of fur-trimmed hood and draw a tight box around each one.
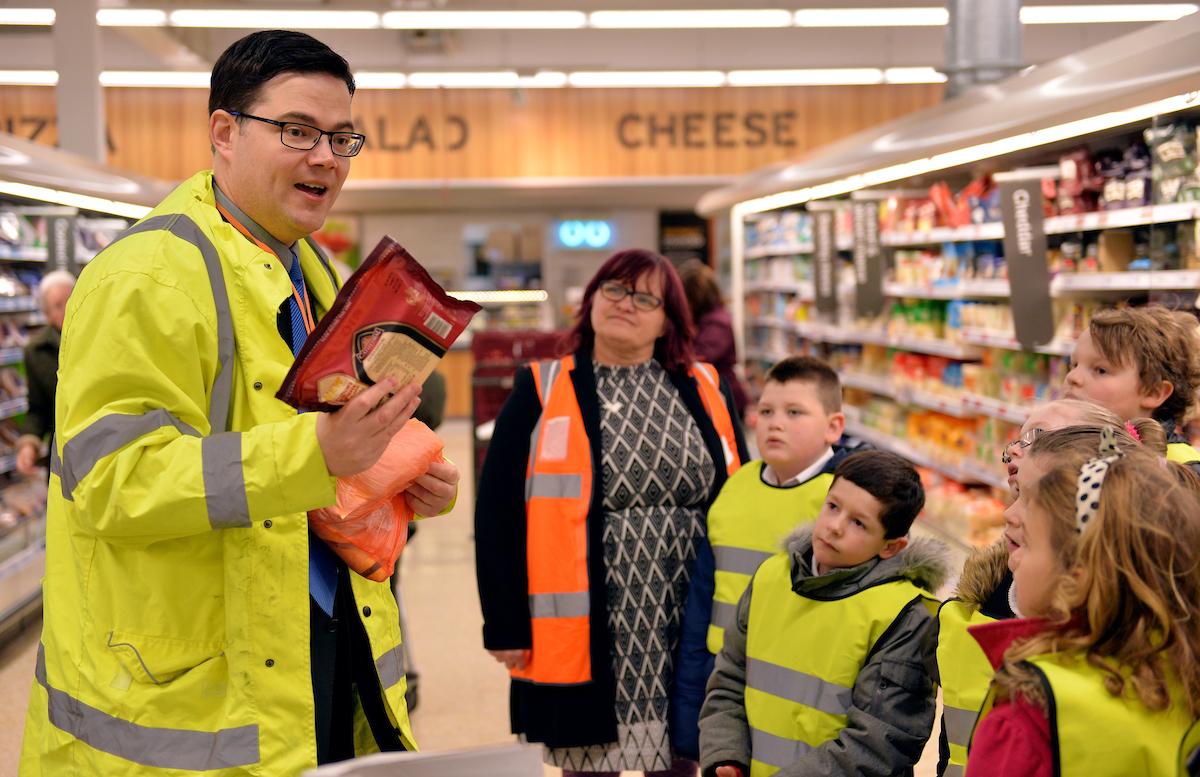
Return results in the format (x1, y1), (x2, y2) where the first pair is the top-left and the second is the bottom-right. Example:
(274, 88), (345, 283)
(955, 540), (1011, 607)
(783, 523), (952, 597)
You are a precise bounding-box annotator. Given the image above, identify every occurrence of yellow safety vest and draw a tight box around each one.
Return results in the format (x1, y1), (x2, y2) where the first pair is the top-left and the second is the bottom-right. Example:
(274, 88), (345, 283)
(970, 650), (1194, 777)
(706, 461), (833, 653)
(1167, 440), (1200, 465)
(935, 599), (998, 777)
(744, 552), (928, 777)
(1180, 718), (1200, 776)
(21, 171), (416, 776)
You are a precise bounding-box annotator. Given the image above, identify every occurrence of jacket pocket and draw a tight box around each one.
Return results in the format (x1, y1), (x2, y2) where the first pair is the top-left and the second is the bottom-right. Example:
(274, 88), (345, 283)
(106, 629), (225, 686)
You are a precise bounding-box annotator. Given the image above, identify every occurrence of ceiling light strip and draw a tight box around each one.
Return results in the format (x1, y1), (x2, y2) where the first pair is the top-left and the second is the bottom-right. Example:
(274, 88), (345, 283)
(1021, 4), (1198, 24)
(382, 11), (585, 29)
(794, 7), (948, 26)
(733, 90), (1200, 216)
(589, 9), (792, 28)
(168, 10), (380, 29)
(0, 8), (54, 25)
(569, 70), (727, 88)
(0, 180), (151, 219)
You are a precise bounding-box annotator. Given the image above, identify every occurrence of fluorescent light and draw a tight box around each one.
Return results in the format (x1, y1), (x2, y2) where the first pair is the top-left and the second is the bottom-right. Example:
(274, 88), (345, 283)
(1021, 4), (1197, 24)
(795, 7), (948, 26)
(354, 72), (407, 89)
(0, 8), (53, 25)
(448, 289), (550, 304)
(734, 90), (1200, 215)
(169, 9), (380, 29)
(382, 11), (585, 29)
(589, 9), (792, 28)
(97, 9), (168, 27)
(884, 67), (947, 84)
(728, 68), (882, 86)
(0, 181), (150, 219)
(568, 70), (726, 88)
(100, 71), (210, 88)
(519, 71), (568, 88)
(0, 70), (56, 86)
(408, 71), (520, 88)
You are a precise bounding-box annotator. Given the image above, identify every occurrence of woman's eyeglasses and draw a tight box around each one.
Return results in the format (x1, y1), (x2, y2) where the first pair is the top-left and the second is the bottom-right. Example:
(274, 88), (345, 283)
(1001, 427), (1044, 464)
(598, 280), (663, 312)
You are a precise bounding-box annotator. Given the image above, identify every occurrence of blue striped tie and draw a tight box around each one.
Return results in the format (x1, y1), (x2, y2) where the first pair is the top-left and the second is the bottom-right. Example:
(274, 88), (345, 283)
(287, 250), (338, 616)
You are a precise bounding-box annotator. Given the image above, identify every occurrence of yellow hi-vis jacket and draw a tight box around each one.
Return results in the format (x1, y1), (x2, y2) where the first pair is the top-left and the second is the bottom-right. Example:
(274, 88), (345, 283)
(21, 171), (415, 776)
(970, 651), (1194, 777)
(935, 599), (997, 777)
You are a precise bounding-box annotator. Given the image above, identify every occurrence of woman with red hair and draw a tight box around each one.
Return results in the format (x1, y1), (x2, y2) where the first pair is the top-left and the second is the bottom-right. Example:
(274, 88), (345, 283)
(476, 249), (748, 776)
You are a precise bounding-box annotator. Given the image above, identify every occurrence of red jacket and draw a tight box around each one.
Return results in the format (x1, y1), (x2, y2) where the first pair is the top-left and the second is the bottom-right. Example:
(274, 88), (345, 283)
(963, 618), (1055, 777)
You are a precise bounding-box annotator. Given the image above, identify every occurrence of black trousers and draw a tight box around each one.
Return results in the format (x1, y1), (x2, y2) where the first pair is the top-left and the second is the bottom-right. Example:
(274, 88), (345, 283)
(310, 564), (407, 764)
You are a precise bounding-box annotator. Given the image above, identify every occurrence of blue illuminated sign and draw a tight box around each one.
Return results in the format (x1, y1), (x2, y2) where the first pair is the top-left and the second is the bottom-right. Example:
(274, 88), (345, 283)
(557, 220), (613, 249)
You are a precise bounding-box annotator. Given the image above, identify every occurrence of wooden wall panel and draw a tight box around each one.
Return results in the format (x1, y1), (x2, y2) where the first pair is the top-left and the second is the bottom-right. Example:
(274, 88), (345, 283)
(1, 83), (942, 182)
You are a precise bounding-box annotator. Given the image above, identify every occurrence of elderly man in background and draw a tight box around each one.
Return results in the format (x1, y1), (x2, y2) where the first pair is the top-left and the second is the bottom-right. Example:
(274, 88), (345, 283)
(15, 269), (74, 476)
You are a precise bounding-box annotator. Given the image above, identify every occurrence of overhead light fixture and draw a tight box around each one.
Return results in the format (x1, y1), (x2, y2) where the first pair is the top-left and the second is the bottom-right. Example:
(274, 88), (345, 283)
(518, 71), (569, 88)
(883, 66), (947, 84)
(0, 8), (53, 25)
(382, 11), (585, 29)
(734, 90), (1200, 215)
(0, 70), (56, 86)
(169, 9), (380, 29)
(568, 70), (726, 88)
(408, 71), (521, 88)
(96, 9), (168, 27)
(354, 72), (408, 89)
(589, 9), (792, 28)
(0, 180), (150, 219)
(100, 71), (210, 88)
(727, 68), (883, 86)
(1021, 4), (1198, 24)
(795, 7), (948, 26)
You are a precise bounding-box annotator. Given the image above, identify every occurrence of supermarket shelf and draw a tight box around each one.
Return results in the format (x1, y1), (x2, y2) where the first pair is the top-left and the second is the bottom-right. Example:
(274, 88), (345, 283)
(958, 328), (1074, 356)
(962, 393), (1030, 425)
(746, 242), (813, 259)
(916, 514), (974, 554)
(791, 323), (983, 359)
(745, 280), (803, 293)
(0, 347), (22, 366)
(0, 397), (27, 421)
(0, 297), (36, 314)
(745, 346), (789, 362)
(1052, 269), (1200, 293)
(844, 419), (990, 487)
(0, 246), (48, 262)
(747, 316), (793, 329)
(879, 203), (1200, 247)
(0, 454), (15, 476)
(840, 371), (898, 399)
(959, 461), (1011, 491)
(885, 279), (1011, 299)
(908, 388), (972, 418)
(887, 335), (982, 360)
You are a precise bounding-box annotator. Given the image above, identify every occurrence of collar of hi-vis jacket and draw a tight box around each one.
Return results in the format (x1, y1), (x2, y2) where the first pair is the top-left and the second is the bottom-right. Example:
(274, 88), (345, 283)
(782, 523), (951, 600)
(968, 615), (1084, 670)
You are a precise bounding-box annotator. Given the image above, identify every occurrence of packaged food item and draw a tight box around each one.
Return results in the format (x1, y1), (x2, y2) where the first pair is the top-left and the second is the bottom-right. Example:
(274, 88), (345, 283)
(308, 419), (445, 581)
(278, 236), (482, 412)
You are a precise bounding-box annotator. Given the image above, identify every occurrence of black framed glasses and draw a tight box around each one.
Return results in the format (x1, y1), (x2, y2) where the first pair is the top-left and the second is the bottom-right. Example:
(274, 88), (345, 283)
(228, 111), (366, 157)
(1001, 427), (1044, 464)
(599, 280), (663, 312)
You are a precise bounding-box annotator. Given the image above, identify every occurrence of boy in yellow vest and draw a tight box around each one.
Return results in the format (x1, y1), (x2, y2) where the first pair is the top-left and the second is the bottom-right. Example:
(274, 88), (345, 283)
(673, 356), (858, 758)
(699, 450), (948, 777)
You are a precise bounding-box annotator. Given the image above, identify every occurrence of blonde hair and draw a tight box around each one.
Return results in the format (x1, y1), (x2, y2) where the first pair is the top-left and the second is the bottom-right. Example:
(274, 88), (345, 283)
(1089, 305), (1200, 424)
(1028, 416), (1167, 457)
(998, 437), (1200, 716)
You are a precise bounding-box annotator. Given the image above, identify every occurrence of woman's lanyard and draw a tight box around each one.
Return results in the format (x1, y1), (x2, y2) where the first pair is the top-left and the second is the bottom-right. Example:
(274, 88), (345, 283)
(215, 201), (316, 335)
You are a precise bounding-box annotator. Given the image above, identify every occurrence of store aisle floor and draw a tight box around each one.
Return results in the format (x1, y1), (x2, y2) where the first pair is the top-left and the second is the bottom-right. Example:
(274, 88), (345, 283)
(0, 419), (948, 776)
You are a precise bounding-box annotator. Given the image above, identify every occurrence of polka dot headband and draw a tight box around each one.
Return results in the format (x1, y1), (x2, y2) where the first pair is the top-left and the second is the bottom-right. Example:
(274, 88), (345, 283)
(1075, 426), (1123, 533)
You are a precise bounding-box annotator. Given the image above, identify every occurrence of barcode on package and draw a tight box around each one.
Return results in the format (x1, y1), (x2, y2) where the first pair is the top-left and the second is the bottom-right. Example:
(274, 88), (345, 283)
(424, 311), (452, 338)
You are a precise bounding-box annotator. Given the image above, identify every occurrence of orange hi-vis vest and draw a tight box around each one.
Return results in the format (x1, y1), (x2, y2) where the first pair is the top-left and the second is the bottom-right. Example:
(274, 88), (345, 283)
(513, 355), (740, 685)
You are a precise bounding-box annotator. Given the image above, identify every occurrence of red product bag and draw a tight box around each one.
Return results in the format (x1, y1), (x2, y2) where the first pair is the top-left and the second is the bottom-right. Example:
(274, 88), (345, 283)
(309, 419), (445, 581)
(278, 236), (482, 412)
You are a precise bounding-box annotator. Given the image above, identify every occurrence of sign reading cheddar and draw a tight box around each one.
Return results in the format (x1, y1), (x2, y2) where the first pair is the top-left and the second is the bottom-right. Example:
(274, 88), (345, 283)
(0, 84), (940, 181)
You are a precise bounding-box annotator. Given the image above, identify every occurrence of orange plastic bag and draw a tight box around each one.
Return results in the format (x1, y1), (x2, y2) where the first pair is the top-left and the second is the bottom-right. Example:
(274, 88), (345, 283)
(309, 419), (445, 581)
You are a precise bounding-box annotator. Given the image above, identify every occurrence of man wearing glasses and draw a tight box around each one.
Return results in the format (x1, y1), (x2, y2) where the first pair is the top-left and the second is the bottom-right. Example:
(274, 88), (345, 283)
(22, 30), (457, 776)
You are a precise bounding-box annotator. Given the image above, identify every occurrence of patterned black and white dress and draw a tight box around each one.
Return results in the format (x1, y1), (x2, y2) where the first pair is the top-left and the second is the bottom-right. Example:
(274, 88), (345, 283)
(545, 359), (715, 772)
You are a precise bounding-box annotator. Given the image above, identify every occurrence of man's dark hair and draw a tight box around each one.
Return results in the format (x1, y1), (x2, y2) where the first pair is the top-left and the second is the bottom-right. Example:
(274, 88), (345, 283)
(764, 355), (842, 414)
(208, 30), (355, 117)
(832, 451), (925, 539)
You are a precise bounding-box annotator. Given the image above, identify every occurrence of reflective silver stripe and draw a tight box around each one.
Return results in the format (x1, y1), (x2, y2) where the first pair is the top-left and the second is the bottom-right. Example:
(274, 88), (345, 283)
(530, 591), (590, 618)
(525, 359), (562, 501)
(60, 410), (200, 501)
(110, 213), (234, 433)
(944, 765), (965, 777)
(711, 599), (737, 633)
(201, 432), (250, 529)
(714, 545), (773, 577)
(750, 726), (813, 769)
(693, 361), (719, 390)
(375, 643), (406, 690)
(942, 704), (980, 749)
(746, 657), (853, 717)
(35, 643), (259, 769)
(528, 473), (583, 499)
